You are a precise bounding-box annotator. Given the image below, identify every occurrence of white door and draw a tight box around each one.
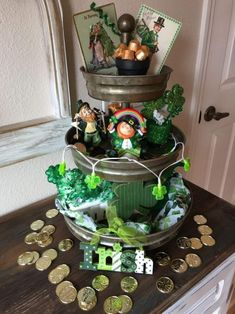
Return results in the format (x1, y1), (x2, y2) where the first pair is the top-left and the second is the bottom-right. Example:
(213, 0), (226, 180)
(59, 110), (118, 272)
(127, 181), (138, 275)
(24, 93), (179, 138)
(188, 0), (235, 204)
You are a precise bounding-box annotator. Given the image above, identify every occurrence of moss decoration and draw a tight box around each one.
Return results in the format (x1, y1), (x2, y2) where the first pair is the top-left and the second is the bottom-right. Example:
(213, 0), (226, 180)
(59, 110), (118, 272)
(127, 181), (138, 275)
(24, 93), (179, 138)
(110, 181), (157, 220)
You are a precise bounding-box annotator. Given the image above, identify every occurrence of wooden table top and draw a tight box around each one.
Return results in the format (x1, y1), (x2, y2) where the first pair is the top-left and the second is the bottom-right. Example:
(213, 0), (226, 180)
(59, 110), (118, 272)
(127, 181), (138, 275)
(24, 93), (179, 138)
(0, 181), (235, 314)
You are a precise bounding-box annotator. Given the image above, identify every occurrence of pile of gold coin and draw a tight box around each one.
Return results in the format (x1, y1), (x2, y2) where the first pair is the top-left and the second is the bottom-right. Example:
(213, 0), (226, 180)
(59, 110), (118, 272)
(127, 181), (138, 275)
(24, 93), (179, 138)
(48, 264), (70, 284)
(56, 280), (77, 304)
(25, 220), (55, 248)
(103, 295), (133, 314)
(17, 251), (40, 266)
(114, 39), (150, 61)
(77, 287), (97, 311)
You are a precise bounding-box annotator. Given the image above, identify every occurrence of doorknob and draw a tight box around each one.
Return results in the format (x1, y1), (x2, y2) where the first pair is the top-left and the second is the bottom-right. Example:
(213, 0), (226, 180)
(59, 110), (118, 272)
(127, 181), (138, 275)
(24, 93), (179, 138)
(204, 106), (230, 121)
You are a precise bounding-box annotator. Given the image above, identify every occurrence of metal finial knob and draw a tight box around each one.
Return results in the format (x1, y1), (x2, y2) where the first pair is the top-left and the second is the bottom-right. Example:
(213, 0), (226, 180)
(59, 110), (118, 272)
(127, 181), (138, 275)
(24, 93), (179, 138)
(117, 14), (136, 45)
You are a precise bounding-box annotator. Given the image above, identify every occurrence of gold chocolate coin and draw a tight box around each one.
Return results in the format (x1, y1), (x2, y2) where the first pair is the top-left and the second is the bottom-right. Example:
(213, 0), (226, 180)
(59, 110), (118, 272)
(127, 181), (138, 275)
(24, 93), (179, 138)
(56, 281), (77, 304)
(36, 231), (49, 243)
(48, 266), (67, 284)
(30, 219), (45, 231)
(57, 264), (70, 277)
(118, 295), (133, 314)
(24, 232), (38, 245)
(46, 208), (59, 218)
(58, 239), (73, 252)
(190, 237), (203, 250)
(193, 214), (207, 225)
(35, 256), (51, 271)
(104, 296), (122, 314)
(92, 275), (109, 292)
(201, 235), (216, 246)
(27, 251), (40, 265)
(77, 287), (97, 311)
(42, 248), (58, 261)
(41, 224), (56, 235)
(185, 253), (202, 268)
(17, 251), (34, 266)
(120, 276), (138, 293)
(198, 225), (213, 235)
(171, 258), (188, 273)
(37, 235), (53, 248)
(156, 277), (174, 293)
(155, 252), (170, 266)
(176, 237), (191, 249)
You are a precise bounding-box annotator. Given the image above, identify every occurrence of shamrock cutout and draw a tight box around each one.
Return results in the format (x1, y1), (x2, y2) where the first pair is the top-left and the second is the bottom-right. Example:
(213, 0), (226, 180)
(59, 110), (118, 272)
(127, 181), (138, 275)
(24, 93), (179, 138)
(183, 157), (191, 172)
(85, 173), (102, 189)
(113, 242), (122, 252)
(152, 183), (167, 200)
(58, 161), (66, 176)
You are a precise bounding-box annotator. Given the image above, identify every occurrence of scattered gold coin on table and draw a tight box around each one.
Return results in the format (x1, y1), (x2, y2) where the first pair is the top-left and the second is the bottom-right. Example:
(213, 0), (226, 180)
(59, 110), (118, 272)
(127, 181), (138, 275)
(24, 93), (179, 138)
(193, 214), (207, 225)
(176, 237), (191, 249)
(27, 251), (40, 265)
(41, 224), (56, 235)
(35, 256), (52, 271)
(171, 258), (188, 273)
(30, 219), (45, 231)
(58, 239), (73, 252)
(120, 276), (138, 293)
(17, 251), (34, 266)
(185, 253), (202, 268)
(24, 232), (38, 245)
(190, 237), (203, 250)
(155, 252), (171, 266)
(77, 287), (97, 311)
(48, 264), (70, 284)
(198, 225), (213, 235)
(46, 208), (59, 219)
(38, 235), (53, 248)
(201, 235), (216, 247)
(118, 295), (133, 314)
(156, 277), (174, 293)
(42, 248), (58, 261)
(56, 280), (77, 304)
(92, 274), (109, 292)
(103, 296), (122, 314)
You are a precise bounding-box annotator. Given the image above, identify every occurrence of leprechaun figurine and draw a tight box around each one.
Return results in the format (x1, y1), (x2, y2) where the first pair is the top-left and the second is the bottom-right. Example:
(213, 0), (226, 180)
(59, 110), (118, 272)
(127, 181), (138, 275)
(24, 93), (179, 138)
(108, 117), (144, 158)
(72, 100), (102, 147)
(136, 16), (165, 53)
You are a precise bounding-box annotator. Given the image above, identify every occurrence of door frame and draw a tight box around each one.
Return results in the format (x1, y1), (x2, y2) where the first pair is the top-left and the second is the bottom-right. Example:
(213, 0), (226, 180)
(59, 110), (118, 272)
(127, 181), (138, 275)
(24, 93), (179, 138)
(187, 0), (216, 183)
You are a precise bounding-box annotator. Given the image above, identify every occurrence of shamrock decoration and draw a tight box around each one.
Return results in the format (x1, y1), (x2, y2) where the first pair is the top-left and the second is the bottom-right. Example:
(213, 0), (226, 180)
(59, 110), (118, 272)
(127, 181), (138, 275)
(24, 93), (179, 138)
(113, 242), (122, 252)
(58, 161), (66, 176)
(183, 157), (191, 172)
(165, 84), (185, 118)
(152, 183), (167, 200)
(85, 173), (102, 189)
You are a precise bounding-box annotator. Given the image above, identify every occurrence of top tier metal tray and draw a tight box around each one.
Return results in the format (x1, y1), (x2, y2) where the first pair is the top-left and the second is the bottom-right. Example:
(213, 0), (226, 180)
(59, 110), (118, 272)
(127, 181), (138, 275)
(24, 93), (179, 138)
(80, 65), (172, 102)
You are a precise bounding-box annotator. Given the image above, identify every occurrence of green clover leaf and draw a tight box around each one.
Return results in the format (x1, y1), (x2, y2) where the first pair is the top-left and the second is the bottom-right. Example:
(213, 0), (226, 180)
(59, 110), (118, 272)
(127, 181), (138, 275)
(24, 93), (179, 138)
(183, 157), (191, 172)
(58, 161), (66, 176)
(113, 242), (122, 252)
(152, 183), (167, 200)
(85, 173), (102, 189)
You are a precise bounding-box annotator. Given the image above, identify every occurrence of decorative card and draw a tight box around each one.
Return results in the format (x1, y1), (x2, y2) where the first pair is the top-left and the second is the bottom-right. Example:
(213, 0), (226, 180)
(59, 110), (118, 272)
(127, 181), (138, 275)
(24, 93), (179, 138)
(136, 5), (182, 74)
(73, 3), (120, 74)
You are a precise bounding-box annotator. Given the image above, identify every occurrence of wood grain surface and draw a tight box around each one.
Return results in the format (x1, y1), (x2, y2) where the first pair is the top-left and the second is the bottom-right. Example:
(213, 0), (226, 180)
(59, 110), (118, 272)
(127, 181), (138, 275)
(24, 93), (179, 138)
(0, 181), (235, 314)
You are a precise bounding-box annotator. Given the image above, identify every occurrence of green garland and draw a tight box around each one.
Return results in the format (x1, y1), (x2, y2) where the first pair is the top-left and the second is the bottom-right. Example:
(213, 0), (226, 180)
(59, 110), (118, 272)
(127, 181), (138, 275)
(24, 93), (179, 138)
(90, 2), (121, 35)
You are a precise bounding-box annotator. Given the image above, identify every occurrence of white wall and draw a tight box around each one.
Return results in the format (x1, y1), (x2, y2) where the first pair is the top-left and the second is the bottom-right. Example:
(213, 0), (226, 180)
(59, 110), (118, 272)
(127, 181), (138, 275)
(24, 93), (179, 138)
(0, 0), (203, 216)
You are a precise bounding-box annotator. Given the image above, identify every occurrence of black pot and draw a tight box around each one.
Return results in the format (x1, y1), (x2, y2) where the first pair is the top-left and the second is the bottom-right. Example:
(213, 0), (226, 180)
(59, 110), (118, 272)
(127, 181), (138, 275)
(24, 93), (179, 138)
(115, 57), (150, 75)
